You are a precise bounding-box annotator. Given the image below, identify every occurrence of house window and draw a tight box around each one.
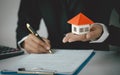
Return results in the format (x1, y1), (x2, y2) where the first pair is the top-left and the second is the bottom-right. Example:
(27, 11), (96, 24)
(79, 28), (84, 32)
(74, 27), (77, 32)
(85, 27), (89, 32)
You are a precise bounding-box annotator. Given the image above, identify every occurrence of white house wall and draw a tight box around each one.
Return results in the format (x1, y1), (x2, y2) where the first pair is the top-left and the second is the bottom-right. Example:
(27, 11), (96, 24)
(72, 24), (90, 35)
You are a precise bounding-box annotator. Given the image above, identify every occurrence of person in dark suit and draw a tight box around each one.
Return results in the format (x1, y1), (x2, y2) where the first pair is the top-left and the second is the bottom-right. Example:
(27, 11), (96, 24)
(108, 25), (120, 46)
(108, 0), (120, 47)
(16, 0), (119, 53)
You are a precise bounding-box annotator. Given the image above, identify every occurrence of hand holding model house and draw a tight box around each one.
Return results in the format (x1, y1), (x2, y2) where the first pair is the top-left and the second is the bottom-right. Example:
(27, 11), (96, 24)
(62, 13), (103, 43)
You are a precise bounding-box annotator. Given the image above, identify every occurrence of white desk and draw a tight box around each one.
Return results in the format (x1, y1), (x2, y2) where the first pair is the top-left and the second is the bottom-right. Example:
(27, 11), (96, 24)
(0, 51), (120, 75)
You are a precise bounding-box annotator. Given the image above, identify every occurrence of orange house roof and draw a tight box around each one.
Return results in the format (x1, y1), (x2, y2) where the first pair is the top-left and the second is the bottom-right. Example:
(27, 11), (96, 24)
(67, 13), (94, 26)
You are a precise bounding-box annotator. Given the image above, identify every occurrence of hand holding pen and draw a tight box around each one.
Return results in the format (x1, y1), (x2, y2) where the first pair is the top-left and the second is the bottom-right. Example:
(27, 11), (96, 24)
(23, 23), (52, 54)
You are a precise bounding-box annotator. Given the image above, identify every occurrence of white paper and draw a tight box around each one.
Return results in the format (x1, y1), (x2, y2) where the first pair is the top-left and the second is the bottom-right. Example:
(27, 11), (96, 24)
(3, 49), (94, 74)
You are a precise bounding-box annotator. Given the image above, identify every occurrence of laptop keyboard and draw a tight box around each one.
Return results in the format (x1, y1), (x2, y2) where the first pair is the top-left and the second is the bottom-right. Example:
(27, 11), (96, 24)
(0, 45), (24, 60)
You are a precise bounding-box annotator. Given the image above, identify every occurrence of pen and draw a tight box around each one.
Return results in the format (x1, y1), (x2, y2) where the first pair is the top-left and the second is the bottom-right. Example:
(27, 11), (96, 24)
(26, 23), (52, 53)
(17, 71), (54, 75)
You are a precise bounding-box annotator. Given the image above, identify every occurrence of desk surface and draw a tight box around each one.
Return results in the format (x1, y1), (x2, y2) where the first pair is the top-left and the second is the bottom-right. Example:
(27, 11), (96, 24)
(0, 51), (120, 75)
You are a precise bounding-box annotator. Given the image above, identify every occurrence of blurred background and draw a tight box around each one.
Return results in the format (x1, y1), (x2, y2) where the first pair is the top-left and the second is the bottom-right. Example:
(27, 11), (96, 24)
(0, 0), (48, 48)
(0, 0), (120, 51)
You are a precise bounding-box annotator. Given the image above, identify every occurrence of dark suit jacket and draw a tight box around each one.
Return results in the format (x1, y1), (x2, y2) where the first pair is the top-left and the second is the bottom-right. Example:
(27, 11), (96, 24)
(16, 0), (120, 50)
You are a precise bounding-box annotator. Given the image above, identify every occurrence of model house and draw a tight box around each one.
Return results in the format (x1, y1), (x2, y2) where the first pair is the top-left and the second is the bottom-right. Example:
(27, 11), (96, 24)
(67, 13), (94, 35)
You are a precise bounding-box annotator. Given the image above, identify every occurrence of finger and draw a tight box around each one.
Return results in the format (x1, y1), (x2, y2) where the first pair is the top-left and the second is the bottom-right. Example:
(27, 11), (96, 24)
(68, 34), (88, 42)
(29, 34), (49, 50)
(25, 43), (39, 54)
(27, 45), (49, 54)
(42, 38), (51, 50)
(25, 40), (49, 54)
(62, 33), (73, 43)
(63, 33), (88, 43)
(24, 34), (49, 53)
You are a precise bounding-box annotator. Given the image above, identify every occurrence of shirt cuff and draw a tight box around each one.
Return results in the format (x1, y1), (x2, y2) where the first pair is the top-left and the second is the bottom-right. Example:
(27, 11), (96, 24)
(18, 36), (28, 50)
(90, 23), (109, 43)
